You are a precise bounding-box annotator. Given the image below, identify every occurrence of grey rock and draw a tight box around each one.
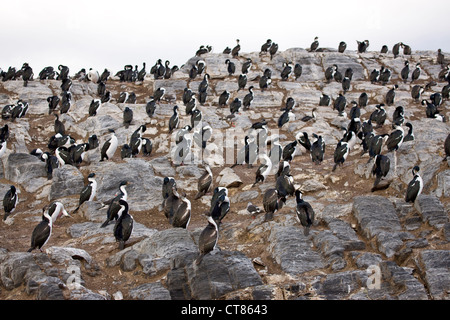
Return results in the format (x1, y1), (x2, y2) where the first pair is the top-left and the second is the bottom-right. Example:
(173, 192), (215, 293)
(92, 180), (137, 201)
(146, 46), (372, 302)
(415, 250), (450, 300)
(216, 167), (242, 188)
(36, 276), (66, 300)
(91, 158), (163, 211)
(380, 261), (428, 300)
(46, 246), (93, 265)
(326, 218), (366, 251)
(312, 230), (346, 271)
(312, 270), (368, 299)
(167, 250), (263, 300)
(128, 282), (172, 300)
(351, 252), (383, 269)
(5, 153), (46, 191)
(267, 226), (325, 275)
(50, 165), (84, 200)
(414, 195), (448, 230)
(352, 196), (403, 257)
(107, 228), (198, 274)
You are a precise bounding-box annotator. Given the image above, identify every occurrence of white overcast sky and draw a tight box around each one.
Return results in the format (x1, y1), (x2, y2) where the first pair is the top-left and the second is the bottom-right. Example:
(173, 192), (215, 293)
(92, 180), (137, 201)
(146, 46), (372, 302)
(1, 0), (449, 75)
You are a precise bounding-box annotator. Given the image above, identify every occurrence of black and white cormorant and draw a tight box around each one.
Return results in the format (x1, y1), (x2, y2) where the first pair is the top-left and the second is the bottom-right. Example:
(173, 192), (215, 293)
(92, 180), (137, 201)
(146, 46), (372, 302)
(310, 37), (319, 52)
(301, 108), (317, 122)
(209, 192), (230, 226)
(392, 106), (405, 127)
(231, 39), (240, 57)
(386, 124), (404, 152)
(231, 136), (258, 168)
(281, 62), (293, 80)
(403, 123), (415, 142)
(28, 209), (52, 252)
(295, 189), (315, 236)
(411, 63), (421, 83)
(218, 90), (230, 107)
(89, 99), (101, 116)
(237, 74), (247, 91)
(338, 41), (347, 53)
(333, 94), (347, 116)
(243, 86), (254, 110)
(405, 166), (423, 203)
(113, 199), (134, 250)
(195, 215), (219, 265)
(310, 134), (325, 165)
(401, 61), (410, 83)
(253, 154), (272, 186)
(47, 96), (60, 115)
(385, 85), (398, 106)
(371, 154), (391, 191)
(319, 94), (331, 106)
(229, 97), (242, 115)
(195, 162), (213, 200)
(100, 129), (118, 161)
(282, 140), (298, 162)
(357, 40), (370, 53)
(275, 170), (295, 200)
(263, 188), (284, 221)
(370, 104), (387, 128)
(100, 180), (130, 228)
(225, 59), (236, 76)
(146, 98), (157, 118)
(332, 139), (350, 172)
(3, 185), (18, 221)
(54, 113), (65, 135)
(171, 194), (191, 229)
(168, 105), (180, 133)
(73, 173), (97, 213)
(153, 87), (165, 102)
(242, 58), (253, 74)
(47, 201), (70, 224)
(260, 39), (272, 54)
(269, 42), (279, 60)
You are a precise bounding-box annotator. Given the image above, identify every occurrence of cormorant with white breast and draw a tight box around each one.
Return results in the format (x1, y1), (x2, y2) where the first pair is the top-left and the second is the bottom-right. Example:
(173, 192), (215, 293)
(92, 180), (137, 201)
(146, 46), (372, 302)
(73, 173), (97, 213)
(385, 85), (398, 106)
(171, 193), (191, 229)
(263, 188), (284, 221)
(100, 129), (118, 161)
(3, 185), (18, 221)
(169, 105), (180, 133)
(281, 62), (292, 80)
(218, 90), (230, 107)
(195, 215), (219, 265)
(243, 86), (254, 110)
(100, 180), (130, 228)
(405, 166), (423, 203)
(225, 59), (236, 76)
(411, 63), (421, 83)
(401, 61), (410, 83)
(253, 154), (272, 186)
(89, 99), (101, 117)
(113, 199), (134, 250)
(295, 189), (315, 236)
(28, 209), (52, 252)
(47, 201), (70, 224)
(195, 162), (213, 200)
(310, 37), (319, 52)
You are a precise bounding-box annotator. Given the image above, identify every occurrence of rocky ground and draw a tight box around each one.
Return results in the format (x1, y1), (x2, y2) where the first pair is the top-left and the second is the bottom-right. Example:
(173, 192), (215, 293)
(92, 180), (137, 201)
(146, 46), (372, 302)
(0, 46), (449, 300)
